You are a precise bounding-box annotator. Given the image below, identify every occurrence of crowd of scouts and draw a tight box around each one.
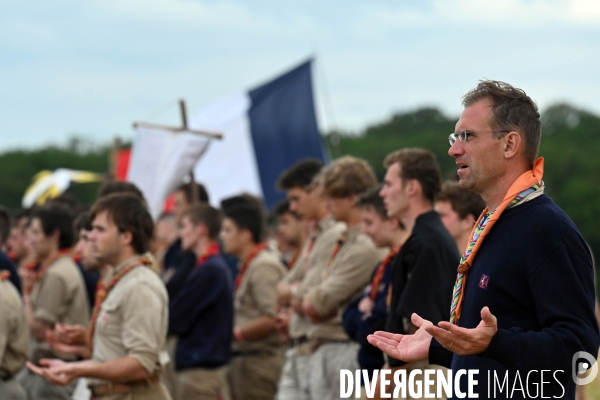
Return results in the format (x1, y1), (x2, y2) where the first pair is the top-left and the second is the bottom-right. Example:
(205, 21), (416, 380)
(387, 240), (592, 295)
(0, 148), (493, 400)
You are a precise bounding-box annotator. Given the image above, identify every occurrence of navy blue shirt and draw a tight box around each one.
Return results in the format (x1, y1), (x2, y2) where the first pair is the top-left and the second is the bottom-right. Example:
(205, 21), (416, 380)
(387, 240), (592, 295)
(344, 255), (394, 378)
(169, 254), (234, 370)
(0, 251), (21, 294)
(429, 195), (600, 399)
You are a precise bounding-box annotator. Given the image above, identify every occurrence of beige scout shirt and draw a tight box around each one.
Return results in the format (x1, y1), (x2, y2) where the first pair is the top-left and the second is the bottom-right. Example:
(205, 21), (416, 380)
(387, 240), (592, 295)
(30, 255), (90, 363)
(305, 224), (384, 340)
(233, 249), (286, 354)
(90, 257), (169, 386)
(0, 279), (29, 378)
(284, 216), (346, 339)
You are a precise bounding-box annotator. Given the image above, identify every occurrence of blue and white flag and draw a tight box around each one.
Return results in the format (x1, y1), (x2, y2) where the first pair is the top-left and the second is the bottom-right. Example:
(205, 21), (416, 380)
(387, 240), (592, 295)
(129, 59), (326, 219)
(190, 59), (326, 209)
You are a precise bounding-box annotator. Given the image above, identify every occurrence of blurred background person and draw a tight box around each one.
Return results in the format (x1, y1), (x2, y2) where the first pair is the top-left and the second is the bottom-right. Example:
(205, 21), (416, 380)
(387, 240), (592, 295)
(162, 182), (209, 298)
(343, 185), (409, 386)
(298, 156), (383, 400)
(0, 205), (22, 293)
(17, 205), (89, 399)
(169, 204), (233, 400)
(6, 208), (35, 273)
(275, 159), (346, 400)
(97, 180), (146, 203)
(221, 197), (286, 400)
(72, 211), (101, 311)
(0, 270), (29, 399)
(151, 212), (179, 272)
(272, 198), (307, 269)
(435, 181), (486, 254)
(160, 181), (210, 399)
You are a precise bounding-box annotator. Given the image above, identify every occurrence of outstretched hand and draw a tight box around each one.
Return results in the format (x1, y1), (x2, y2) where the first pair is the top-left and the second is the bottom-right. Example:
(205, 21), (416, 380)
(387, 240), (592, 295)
(425, 306), (497, 355)
(26, 359), (79, 386)
(367, 313), (433, 362)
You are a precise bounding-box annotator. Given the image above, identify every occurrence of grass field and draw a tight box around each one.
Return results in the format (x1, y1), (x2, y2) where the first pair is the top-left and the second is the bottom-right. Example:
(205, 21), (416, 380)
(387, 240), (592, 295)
(585, 373), (600, 400)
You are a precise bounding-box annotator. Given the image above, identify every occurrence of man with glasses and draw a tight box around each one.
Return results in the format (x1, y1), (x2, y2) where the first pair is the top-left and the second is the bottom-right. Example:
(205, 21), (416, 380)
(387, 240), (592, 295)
(369, 80), (599, 399)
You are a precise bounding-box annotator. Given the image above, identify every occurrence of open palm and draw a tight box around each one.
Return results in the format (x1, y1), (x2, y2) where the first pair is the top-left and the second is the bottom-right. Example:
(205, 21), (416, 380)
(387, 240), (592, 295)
(367, 313), (433, 362)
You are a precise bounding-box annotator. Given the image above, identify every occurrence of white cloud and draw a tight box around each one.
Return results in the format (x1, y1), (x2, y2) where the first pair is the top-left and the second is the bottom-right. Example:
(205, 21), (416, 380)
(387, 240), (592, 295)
(362, 0), (600, 30)
(567, 0), (600, 23)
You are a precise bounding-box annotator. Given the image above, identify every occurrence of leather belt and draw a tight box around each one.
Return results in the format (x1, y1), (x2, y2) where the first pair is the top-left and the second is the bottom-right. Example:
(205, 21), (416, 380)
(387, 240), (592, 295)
(1, 374), (13, 382)
(88, 375), (160, 397)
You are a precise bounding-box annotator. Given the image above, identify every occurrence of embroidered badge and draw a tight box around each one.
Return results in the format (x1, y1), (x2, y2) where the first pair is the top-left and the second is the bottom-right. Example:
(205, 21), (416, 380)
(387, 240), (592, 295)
(479, 274), (490, 290)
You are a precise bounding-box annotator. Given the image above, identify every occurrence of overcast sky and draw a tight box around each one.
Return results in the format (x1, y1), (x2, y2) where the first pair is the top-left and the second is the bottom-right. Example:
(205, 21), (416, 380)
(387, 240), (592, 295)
(1, 0), (599, 150)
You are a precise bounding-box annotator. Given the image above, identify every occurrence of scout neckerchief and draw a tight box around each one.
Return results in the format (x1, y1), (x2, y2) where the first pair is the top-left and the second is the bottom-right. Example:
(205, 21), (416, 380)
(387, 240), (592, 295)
(196, 242), (220, 266)
(369, 247), (399, 301)
(323, 232), (347, 279)
(72, 252), (82, 264)
(30, 249), (72, 281)
(88, 254), (153, 350)
(0, 270), (10, 280)
(235, 243), (268, 290)
(449, 158), (545, 324)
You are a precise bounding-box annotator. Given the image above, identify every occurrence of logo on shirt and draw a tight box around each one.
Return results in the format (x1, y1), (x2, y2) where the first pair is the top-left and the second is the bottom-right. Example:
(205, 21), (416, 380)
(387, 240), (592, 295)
(478, 274), (490, 290)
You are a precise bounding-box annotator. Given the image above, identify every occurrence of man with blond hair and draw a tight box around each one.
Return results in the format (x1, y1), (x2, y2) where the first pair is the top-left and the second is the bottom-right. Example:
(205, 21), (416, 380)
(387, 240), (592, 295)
(297, 156), (384, 400)
(275, 159), (346, 400)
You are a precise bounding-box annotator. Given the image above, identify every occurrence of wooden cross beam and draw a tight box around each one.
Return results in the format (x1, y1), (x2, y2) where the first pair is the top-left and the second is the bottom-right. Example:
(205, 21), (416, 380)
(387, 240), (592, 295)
(132, 99), (224, 140)
(132, 99), (223, 204)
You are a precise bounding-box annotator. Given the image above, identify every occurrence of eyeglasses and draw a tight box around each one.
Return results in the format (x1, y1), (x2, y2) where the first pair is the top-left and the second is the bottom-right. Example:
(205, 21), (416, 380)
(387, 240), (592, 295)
(448, 130), (510, 146)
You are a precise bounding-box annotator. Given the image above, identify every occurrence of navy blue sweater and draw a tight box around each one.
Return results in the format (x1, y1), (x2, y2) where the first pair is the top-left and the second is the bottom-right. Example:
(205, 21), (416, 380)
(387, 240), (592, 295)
(164, 239), (197, 302)
(429, 195), (599, 399)
(169, 254), (234, 370)
(343, 256), (393, 377)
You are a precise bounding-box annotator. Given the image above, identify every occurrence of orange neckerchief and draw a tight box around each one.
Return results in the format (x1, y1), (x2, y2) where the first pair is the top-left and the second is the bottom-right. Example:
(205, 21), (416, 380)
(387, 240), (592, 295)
(88, 255), (152, 350)
(0, 270), (10, 280)
(235, 243), (268, 290)
(450, 158), (544, 323)
(369, 247), (399, 301)
(7, 250), (18, 264)
(72, 252), (82, 264)
(31, 249), (72, 281)
(196, 242), (221, 266)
